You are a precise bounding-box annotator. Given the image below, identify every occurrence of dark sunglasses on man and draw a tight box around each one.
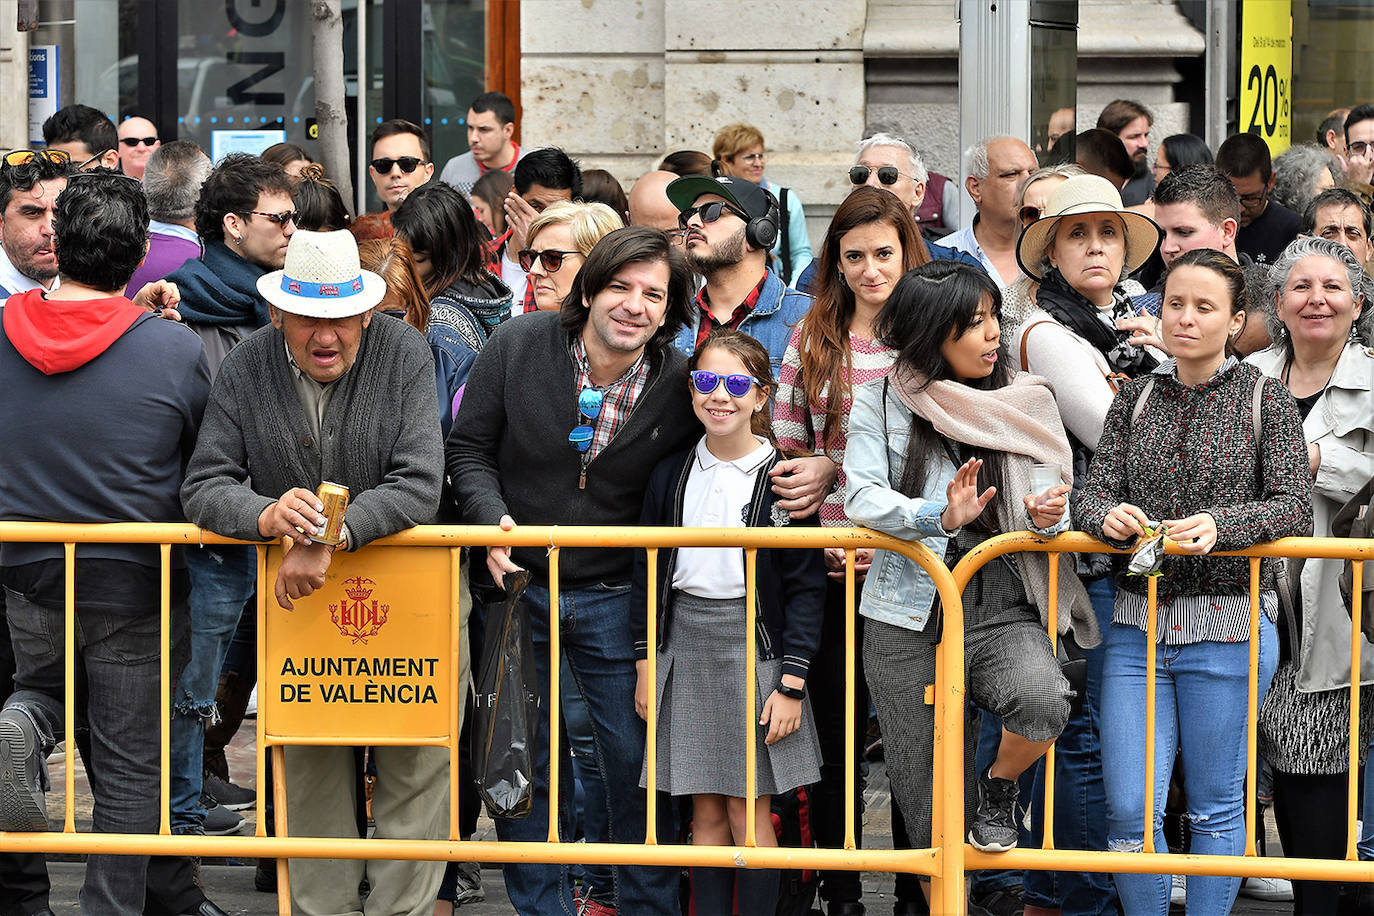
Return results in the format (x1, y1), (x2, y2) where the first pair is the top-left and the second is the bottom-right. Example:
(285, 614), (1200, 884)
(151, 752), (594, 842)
(119, 137), (158, 148)
(848, 165), (909, 186)
(369, 156), (427, 174)
(518, 248), (581, 273)
(242, 209), (299, 227)
(677, 200), (748, 231)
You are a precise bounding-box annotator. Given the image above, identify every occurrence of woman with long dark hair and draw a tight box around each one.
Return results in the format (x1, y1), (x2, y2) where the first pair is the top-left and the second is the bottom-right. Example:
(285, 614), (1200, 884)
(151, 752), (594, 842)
(844, 261), (1096, 901)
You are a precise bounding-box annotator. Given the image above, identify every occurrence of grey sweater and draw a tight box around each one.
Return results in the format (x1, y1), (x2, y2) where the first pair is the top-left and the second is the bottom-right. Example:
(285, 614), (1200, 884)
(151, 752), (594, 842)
(181, 312), (442, 545)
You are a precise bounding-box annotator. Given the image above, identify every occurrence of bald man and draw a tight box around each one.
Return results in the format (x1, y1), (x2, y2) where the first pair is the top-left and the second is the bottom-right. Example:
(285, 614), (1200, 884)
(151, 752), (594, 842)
(627, 170), (683, 245)
(117, 116), (161, 180)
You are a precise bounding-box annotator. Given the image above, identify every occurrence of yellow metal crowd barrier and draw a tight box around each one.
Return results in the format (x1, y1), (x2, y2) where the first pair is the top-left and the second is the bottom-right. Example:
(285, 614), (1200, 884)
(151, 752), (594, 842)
(0, 522), (1369, 915)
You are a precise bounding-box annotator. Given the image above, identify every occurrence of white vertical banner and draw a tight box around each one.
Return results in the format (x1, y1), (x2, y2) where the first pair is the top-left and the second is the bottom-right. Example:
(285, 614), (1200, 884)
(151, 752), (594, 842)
(28, 44), (59, 146)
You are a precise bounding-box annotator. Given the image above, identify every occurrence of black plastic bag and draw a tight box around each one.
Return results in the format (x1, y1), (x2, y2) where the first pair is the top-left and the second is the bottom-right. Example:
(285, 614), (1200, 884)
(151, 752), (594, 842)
(473, 569), (540, 819)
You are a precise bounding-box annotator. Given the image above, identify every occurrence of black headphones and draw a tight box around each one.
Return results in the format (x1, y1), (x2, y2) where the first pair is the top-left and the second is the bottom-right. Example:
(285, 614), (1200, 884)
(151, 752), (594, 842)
(744, 187), (781, 252)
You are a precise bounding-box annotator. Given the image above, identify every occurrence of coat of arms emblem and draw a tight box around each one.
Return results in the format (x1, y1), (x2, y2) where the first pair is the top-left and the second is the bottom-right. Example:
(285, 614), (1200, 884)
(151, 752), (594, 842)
(330, 576), (390, 644)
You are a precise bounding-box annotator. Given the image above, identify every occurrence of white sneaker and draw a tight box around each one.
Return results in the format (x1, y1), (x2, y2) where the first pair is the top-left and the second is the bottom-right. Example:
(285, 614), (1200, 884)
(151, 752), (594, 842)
(1240, 875), (1294, 902)
(1169, 874), (1186, 907)
(245, 685), (258, 718)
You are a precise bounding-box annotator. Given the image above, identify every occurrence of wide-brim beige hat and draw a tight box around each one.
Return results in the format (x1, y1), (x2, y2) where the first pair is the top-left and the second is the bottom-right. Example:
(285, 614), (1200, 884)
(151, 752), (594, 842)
(257, 229), (387, 318)
(1015, 174), (1163, 282)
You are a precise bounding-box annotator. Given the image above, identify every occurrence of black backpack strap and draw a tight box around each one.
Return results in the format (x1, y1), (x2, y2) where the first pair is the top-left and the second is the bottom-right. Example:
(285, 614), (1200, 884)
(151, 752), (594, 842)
(779, 186), (793, 285)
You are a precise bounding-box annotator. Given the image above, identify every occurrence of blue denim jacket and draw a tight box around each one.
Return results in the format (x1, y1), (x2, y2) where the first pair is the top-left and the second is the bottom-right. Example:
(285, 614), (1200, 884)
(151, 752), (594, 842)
(842, 379), (959, 633)
(672, 268), (812, 375)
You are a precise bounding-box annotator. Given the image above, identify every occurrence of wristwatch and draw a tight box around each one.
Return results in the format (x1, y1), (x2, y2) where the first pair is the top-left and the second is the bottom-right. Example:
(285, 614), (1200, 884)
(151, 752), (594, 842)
(776, 683), (806, 700)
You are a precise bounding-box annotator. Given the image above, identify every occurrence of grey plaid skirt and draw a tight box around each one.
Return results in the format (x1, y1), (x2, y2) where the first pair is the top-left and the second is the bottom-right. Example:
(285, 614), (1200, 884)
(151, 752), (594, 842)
(640, 590), (821, 798)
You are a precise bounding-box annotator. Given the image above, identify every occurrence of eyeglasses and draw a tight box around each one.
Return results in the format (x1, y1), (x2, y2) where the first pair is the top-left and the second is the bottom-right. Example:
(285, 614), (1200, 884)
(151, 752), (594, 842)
(119, 137), (158, 148)
(677, 201), (748, 230)
(848, 165), (908, 186)
(77, 151), (113, 170)
(244, 209), (299, 226)
(735, 152), (765, 164)
(518, 248), (581, 272)
(568, 388), (604, 453)
(369, 156), (427, 174)
(1350, 141), (1373, 157)
(1237, 190), (1268, 207)
(690, 371), (762, 397)
(1019, 205), (1043, 224)
(3, 149), (71, 168)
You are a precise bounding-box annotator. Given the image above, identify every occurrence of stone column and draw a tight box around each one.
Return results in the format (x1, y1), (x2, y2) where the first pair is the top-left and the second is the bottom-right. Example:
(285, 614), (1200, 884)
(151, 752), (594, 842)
(0, 0), (29, 150)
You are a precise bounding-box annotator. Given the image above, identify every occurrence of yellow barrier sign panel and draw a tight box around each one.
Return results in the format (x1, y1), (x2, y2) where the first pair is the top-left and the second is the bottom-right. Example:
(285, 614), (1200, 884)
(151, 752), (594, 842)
(264, 544), (454, 741)
(1240, 0), (1292, 156)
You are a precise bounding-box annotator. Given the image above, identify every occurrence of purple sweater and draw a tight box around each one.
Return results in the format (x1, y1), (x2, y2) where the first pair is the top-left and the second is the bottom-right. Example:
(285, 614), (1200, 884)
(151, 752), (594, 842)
(125, 226), (201, 295)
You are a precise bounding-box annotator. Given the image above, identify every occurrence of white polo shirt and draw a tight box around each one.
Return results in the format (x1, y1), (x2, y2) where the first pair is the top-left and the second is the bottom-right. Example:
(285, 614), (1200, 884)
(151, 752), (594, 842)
(672, 435), (774, 599)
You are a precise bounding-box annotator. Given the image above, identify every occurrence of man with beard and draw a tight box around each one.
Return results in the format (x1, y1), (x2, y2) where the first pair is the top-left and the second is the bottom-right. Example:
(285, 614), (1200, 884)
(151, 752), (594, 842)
(0, 150), (68, 298)
(1098, 99), (1154, 205)
(664, 174), (811, 374)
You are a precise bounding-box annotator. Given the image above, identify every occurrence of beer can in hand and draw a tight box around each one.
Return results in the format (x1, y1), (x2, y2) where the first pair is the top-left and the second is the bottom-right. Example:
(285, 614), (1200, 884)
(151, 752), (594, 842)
(316, 481), (350, 546)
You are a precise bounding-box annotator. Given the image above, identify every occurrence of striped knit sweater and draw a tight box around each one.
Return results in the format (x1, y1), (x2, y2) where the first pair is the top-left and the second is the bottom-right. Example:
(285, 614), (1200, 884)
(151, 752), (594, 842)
(771, 324), (896, 526)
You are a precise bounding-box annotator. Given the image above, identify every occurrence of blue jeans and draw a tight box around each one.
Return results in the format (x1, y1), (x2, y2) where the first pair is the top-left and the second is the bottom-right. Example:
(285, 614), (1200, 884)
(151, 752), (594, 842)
(495, 581), (677, 916)
(1361, 738), (1374, 860)
(4, 588), (189, 916)
(561, 654), (615, 902)
(1100, 618), (1277, 916)
(170, 546), (256, 832)
(1021, 576), (1119, 915)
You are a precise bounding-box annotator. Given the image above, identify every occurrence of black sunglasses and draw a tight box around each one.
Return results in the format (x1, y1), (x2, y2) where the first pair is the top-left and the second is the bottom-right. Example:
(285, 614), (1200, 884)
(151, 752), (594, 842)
(244, 209), (299, 226)
(369, 156), (427, 174)
(677, 201), (748, 231)
(849, 165), (906, 186)
(518, 248), (581, 272)
(119, 137), (158, 148)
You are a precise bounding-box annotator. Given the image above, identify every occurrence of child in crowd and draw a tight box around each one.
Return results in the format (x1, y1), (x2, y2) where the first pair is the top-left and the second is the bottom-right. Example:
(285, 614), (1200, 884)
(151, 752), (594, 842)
(632, 329), (826, 915)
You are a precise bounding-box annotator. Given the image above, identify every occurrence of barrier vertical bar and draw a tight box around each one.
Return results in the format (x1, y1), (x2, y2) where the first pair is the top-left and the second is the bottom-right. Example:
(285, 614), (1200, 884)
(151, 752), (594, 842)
(159, 543), (172, 836)
(843, 548), (856, 850)
(745, 547), (758, 847)
(1143, 574), (1158, 854)
(645, 548), (659, 845)
(255, 545), (269, 838)
(547, 547), (562, 844)
(63, 543), (75, 833)
(1348, 559), (1364, 860)
(1245, 557), (1260, 856)
(449, 548), (462, 841)
(931, 555), (965, 915)
(1042, 551), (1059, 849)
(273, 745), (291, 916)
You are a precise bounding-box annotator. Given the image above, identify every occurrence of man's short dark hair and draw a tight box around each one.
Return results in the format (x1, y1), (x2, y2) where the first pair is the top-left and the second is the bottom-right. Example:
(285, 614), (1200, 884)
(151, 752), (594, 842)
(370, 119), (431, 161)
(1216, 133), (1274, 183)
(142, 140), (211, 223)
(54, 170), (149, 292)
(1075, 129), (1133, 188)
(1303, 187), (1373, 237)
(1153, 165), (1242, 226)
(0, 154), (72, 210)
(514, 147), (582, 199)
(469, 91), (516, 126)
(42, 104), (118, 159)
(1318, 113), (1347, 149)
(1345, 104), (1374, 144)
(1096, 99), (1153, 135)
(559, 227), (691, 350)
(194, 153), (293, 243)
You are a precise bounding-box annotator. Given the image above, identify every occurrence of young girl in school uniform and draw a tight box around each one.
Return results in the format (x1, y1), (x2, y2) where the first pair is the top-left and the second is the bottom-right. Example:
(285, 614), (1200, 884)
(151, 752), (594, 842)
(631, 328), (826, 916)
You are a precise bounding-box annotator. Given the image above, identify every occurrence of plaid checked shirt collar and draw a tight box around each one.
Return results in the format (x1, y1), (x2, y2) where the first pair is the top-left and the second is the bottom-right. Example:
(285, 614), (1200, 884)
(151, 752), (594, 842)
(693, 272), (768, 349)
(570, 334), (651, 464)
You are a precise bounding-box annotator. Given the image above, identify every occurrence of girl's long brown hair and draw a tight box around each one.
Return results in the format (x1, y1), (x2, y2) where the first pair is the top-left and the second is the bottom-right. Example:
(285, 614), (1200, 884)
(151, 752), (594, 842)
(691, 329), (778, 444)
(358, 237), (430, 332)
(796, 186), (929, 453)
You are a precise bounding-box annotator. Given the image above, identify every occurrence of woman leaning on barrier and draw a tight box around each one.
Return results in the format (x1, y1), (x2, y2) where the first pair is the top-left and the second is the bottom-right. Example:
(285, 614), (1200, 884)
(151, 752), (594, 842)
(1074, 248), (1314, 916)
(843, 261), (1098, 883)
(1249, 235), (1374, 916)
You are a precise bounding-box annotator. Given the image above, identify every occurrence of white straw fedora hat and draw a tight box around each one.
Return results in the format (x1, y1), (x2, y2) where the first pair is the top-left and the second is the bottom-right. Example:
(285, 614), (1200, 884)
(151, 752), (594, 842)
(1015, 174), (1163, 282)
(257, 229), (387, 318)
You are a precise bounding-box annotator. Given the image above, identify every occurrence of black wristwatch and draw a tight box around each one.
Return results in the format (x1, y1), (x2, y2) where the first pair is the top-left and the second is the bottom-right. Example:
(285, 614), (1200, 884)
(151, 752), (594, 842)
(776, 683), (806, 700)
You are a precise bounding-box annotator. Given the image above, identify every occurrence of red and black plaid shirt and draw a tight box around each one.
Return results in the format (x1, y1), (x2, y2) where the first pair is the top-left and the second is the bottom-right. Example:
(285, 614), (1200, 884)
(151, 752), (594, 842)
(693, 273), (768, 348)
(570, 336), (650, 463)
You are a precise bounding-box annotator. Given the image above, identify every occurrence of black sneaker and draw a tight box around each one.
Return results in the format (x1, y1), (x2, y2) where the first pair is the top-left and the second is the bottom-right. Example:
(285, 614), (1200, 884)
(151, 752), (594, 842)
(0, 707), (47, 832)
(202, 770), (255, 811)
(968, 765), (1019, 853)
(201, 797), (244, 836)
(968, 886), (1024, 916)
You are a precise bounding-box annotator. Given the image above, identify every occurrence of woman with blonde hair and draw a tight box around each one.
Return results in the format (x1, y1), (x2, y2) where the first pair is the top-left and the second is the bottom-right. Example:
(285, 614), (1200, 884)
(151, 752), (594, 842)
(712, 122), (813, 285)
(520, 200), (623, 312)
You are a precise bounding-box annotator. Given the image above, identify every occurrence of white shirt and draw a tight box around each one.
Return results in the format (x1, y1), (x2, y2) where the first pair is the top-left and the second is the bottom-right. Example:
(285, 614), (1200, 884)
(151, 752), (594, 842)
(936, 220), (1013, 289)
(148, 220), (201, 245)
(0, 244), (56, 298)
(672, 435), (774, 599)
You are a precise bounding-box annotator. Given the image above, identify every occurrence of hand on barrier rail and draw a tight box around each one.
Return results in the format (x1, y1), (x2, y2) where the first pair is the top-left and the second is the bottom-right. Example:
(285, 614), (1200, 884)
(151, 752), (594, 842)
(769, 454), (838, 519)
(275, 539), (336, 609)
(1023, 483), (1071, 530)
(942, 458), (997, 531)
(761, 674), (805, 745)
(824, 547), (873, 579)
(486, 514), (524, 588)
(1104, 502), (1152, 541)
(1161, 512), (1218, 555)
(258, 487), (328, 546)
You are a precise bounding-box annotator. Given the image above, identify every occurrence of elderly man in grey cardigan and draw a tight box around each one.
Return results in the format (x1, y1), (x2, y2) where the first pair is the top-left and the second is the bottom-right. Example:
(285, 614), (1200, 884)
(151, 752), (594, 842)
(181, 229), (445, 916)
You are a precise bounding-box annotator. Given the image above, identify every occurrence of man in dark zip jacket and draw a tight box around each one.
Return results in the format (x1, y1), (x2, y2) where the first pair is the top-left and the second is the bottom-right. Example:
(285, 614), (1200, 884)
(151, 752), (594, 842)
(446, 227), (698, 916)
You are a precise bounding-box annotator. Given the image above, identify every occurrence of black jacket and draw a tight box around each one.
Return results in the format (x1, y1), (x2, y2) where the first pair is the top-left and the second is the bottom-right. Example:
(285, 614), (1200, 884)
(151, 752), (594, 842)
(630, 444), (826, 682)
(447, 311), (700, 589)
